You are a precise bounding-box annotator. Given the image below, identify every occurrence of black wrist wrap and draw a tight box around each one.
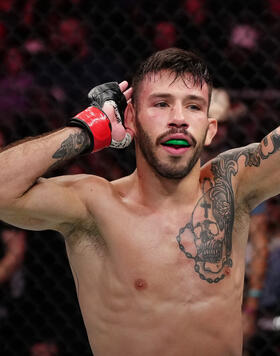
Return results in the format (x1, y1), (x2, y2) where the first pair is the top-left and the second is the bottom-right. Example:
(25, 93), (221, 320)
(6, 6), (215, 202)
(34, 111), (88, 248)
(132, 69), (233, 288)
(87, 82), (127, 124)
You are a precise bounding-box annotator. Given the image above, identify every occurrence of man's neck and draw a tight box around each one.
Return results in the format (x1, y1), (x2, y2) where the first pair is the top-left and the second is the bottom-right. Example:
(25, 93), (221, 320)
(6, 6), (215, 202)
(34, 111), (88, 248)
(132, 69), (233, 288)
(131, 159), (201, 211)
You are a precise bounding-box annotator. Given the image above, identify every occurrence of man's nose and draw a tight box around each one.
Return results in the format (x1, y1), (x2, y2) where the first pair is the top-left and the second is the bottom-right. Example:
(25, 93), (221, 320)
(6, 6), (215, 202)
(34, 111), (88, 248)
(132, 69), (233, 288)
(168, 104), (188, 128)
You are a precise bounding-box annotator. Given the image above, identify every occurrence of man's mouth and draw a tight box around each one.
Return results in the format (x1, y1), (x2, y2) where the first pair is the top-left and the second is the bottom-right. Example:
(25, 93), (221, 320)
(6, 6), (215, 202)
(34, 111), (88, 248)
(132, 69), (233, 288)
(161, 139), (191, 149)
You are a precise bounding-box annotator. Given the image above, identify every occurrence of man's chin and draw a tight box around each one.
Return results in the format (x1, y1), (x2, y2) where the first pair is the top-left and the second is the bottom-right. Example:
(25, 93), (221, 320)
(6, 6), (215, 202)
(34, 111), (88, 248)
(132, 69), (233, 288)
(152, 149), (201, 179)
(152, 164), (192, 179)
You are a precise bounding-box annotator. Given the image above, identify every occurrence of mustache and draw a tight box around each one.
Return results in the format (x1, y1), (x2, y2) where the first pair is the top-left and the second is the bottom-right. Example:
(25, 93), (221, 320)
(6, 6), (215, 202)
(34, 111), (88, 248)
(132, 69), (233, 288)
(156, 128), (197, 147)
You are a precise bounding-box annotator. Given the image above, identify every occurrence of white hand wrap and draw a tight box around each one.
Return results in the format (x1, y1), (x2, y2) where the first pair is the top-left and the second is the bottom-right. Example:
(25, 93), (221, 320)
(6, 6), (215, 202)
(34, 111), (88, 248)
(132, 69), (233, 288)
(107, 100), (132, 149)
(110, 133), (132, 149)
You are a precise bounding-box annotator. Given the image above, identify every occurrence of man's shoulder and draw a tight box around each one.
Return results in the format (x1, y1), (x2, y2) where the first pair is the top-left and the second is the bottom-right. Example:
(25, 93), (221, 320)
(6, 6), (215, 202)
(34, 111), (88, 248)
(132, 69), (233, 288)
(200, 143), (263, 212)
(38, 173), (113, 196)
(199, 145), (253, 191)
(41, 173), (107, 184)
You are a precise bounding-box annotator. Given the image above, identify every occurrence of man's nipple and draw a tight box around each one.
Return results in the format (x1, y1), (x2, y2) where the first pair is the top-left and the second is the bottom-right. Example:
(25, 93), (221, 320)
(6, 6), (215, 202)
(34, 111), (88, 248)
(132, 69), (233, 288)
(224, 267), (231, 276)
(134, 278), (147, 290)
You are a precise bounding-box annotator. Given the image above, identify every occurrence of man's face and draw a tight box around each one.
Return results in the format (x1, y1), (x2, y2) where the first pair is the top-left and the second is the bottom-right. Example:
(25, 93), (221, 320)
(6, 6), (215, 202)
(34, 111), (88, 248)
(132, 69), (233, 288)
(133, 71), (214, 179)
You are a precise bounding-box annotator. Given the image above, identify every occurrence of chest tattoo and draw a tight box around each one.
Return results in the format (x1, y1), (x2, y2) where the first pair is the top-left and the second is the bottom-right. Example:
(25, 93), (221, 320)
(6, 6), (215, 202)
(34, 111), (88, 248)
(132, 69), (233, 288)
(176, 130), (280, 283)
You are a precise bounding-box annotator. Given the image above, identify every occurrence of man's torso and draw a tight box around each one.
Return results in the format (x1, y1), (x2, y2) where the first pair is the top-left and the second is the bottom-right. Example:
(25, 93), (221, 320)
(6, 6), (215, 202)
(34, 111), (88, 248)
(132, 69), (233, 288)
(63, 155), (251, 356)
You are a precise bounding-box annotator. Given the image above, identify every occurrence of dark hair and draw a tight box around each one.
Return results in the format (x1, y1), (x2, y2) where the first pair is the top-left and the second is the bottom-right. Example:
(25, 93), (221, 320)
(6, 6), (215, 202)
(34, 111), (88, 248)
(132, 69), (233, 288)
(132, 47), (212, 106)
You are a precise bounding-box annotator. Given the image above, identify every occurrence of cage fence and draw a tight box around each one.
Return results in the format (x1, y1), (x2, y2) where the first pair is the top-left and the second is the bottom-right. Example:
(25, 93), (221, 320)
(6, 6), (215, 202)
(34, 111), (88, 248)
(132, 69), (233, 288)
(0, 0), (280, 355)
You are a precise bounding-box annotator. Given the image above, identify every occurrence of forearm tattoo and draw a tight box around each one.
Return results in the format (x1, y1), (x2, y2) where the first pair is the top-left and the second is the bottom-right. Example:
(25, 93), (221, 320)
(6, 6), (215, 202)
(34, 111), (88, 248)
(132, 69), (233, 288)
(50, 131), (89, 169)
(177, 130), (280, 283)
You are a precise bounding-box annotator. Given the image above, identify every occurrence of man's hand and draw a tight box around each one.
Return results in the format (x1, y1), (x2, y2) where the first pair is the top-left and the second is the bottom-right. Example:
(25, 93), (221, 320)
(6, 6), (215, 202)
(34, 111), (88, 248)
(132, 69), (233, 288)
(68, 81), (133, 153)
(96, 81), (134, 149)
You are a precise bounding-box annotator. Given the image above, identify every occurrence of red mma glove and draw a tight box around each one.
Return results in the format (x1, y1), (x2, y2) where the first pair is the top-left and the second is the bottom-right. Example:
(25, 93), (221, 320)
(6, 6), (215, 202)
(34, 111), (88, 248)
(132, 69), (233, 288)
(67, 82), (131, 153)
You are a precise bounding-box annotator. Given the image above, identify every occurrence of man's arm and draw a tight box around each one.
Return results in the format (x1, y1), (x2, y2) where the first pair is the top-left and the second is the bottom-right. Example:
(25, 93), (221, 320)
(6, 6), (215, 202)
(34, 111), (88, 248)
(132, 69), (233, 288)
(0, 127), (92, 231)
(0, 81), (133, 232)
(231, 127), (280, 210)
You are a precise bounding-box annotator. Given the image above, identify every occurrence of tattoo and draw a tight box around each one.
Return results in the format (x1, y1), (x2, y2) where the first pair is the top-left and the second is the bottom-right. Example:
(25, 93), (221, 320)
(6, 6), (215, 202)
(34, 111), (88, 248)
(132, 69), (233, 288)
(50, 131), (89, 169)
(243, 131), (280, 167)
(177, 130), (280, 283)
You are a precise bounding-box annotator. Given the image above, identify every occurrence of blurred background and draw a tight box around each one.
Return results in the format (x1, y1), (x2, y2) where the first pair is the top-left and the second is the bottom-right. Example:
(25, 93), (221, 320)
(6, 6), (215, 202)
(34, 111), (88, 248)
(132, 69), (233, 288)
(0, 0), (280, 355)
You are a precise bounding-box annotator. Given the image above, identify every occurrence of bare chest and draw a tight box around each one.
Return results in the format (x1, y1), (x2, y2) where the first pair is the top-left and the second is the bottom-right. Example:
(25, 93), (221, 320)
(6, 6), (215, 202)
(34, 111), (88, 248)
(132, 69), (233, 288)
(68, 164), (249, 299)
(93, 201), (246, 300)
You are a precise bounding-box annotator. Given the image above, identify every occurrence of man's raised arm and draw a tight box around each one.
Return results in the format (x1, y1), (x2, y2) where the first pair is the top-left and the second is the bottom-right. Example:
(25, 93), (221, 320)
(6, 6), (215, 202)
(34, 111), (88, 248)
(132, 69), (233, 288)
(234, 127), (280, 210)
(0, 127), (90, 200)
(0, 81), (133, 232)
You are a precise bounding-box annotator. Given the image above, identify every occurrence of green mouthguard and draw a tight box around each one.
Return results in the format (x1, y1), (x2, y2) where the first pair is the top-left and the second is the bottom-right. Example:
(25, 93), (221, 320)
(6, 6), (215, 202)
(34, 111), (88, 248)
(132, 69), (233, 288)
(164, 139), (190, 146)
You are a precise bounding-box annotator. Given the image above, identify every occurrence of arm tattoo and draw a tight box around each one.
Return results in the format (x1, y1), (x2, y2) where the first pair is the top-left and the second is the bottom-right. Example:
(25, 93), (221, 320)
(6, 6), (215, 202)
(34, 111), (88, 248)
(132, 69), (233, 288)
(177, 130), (280, 283)
(50, 131), (89, 169)
(243, 131), (280, 167)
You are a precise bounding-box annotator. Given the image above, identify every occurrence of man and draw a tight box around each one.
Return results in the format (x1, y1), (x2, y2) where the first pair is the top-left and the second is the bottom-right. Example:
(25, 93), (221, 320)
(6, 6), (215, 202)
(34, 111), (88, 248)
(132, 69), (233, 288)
(0, 47), (277, 356)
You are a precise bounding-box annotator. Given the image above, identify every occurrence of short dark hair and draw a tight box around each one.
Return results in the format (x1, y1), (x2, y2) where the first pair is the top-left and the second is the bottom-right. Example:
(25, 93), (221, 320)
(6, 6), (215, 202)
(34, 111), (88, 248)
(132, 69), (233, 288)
(132, 47), (212, 106)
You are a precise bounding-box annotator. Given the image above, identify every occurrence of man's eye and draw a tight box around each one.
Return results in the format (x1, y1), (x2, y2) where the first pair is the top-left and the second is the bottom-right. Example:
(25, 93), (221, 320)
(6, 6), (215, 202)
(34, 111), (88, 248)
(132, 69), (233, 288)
(155, 102), (168, 108)
(188, 104), (201, 110)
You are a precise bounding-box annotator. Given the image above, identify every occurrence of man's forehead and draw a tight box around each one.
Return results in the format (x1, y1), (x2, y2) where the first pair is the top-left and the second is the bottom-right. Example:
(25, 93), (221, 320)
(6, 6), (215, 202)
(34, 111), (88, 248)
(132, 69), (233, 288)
(140, 70), (209, 97)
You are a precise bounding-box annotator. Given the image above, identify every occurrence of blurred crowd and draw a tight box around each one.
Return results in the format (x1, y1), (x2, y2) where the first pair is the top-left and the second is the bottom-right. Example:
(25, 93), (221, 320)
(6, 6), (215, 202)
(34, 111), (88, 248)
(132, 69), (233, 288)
(0, 0), (280, 355)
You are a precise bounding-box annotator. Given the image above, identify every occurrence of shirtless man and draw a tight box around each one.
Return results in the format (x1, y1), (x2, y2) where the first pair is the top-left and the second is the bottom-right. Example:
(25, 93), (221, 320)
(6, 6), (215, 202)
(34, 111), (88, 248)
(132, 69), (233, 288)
(0, 47), (277, 356)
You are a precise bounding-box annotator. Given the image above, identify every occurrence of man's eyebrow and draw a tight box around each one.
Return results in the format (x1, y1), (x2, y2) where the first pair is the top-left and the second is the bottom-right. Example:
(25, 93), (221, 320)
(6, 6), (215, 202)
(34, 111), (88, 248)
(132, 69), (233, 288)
(186, 95), (207, 105)
(149, 93), (207, 105)
(149, 93), (172, 99)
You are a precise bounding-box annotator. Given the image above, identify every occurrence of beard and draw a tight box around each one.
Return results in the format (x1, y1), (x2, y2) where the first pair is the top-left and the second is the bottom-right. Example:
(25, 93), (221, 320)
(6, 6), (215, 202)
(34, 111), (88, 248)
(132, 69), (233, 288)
(135, 116), (206, 179)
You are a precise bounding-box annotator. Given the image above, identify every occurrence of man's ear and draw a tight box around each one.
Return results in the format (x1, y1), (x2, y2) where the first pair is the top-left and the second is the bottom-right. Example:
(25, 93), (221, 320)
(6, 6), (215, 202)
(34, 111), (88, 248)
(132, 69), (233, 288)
(204, 118), (218, 146)
(124, 102), (136, 135)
